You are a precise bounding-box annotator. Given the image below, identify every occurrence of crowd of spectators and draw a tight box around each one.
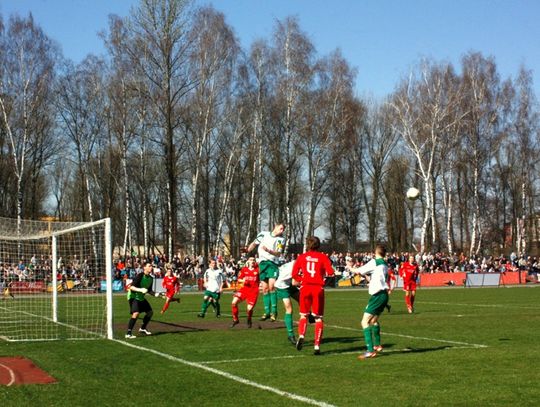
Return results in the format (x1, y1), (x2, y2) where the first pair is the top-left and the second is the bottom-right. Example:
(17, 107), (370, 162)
(328, 250), (539, 283)
(112, 253), (244, 289)
(0, 254), (100, 291)
(112, 249), (540, 287)
(328, 250), (540, 273)
(2, 249), (539, 293)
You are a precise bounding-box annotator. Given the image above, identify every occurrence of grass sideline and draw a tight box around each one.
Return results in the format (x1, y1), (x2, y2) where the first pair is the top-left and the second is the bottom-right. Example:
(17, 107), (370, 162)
(1, 286), (540, 406)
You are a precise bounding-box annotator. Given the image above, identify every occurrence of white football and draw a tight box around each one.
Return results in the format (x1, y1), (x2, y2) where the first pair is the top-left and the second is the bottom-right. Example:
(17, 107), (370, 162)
(406, 187), (420, 200)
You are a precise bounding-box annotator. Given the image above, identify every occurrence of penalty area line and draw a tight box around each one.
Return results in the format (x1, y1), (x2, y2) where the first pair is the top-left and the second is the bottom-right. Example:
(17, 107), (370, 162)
(421, 301), (538, 310)
(112, 339), (336, 407)
(325, 323), (488, 348)
(258, 311), (487, 349)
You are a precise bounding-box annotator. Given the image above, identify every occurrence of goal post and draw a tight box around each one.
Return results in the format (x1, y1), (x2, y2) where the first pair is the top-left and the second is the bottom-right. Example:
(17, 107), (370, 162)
(0, 217), (113, 341)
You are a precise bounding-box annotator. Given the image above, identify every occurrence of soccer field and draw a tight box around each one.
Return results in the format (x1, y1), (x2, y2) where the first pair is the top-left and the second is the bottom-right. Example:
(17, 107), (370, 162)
(1, 286), (540, 406)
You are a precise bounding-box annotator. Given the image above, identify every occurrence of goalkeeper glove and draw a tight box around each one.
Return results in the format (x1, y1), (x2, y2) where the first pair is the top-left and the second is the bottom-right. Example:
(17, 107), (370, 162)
(130, 286), (147, 294)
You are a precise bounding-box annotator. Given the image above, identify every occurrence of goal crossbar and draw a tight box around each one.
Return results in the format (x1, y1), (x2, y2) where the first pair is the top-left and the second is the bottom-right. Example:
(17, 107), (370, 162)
(0, 218), (108, 241)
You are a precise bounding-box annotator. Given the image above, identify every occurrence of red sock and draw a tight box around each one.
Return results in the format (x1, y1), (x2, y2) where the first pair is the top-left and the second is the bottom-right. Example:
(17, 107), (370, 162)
(405, 296), (411, 308)
(162, 301), (170, 313)
(314, 320), (324, 346)
(298, 316), (307, 337)
(247, 308), (253, 320)
(232, 304), (239, 321)
(410, 295), (415, 306)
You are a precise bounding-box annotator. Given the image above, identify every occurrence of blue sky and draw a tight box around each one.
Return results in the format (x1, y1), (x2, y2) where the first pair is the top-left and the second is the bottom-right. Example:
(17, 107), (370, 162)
(1, 0), (539, 99)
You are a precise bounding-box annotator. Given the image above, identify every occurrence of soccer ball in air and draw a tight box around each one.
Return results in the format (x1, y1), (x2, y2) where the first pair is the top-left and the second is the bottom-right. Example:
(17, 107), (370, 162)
(406, 187), (420, 200)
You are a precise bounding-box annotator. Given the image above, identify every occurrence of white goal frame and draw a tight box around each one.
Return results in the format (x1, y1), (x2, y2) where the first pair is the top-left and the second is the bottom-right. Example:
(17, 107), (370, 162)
(0, 217), (113, 341)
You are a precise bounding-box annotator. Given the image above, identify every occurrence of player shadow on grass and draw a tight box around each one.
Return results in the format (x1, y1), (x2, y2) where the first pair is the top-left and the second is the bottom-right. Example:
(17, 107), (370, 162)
(318, 343), (454, 356)
(154, 320), (209, 333)
(115, 320), (209, 337)
(360, 345), (453, 357)
(377, 345), (453, 356)
(319, 342), (396, 355)
(320, 335), (361, 345)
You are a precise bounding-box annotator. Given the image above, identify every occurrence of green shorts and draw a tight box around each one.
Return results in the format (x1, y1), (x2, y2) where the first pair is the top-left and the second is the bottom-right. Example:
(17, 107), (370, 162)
(364, 290), (389, 316)
(259, 260), (279, 281)
(277, 286), (299, 300)
(203, 290), (220, 301)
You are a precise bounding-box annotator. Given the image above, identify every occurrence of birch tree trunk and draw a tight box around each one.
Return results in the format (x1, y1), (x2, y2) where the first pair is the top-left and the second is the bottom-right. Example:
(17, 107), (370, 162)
(214, 126), (243, 254)
(140, 142), (149, 257)
(470, 165), (480, 257)
(442, 172), (454, 254)
(245, 116), (261, 246)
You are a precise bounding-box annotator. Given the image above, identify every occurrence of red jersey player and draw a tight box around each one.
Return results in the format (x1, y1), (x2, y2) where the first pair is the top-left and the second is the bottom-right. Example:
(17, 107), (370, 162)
(385, 267), (397, 312)
(292, 236), (334, 355)
(399, 255), (419, 313)
(160, 267), (181, 314)
(230, 257), (260, 328)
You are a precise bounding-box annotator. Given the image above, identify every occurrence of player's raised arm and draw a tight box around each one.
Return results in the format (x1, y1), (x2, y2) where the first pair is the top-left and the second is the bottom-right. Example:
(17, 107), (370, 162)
(246, 232), (264, 254)
(349, 258), (377, 276)
(246, 241), (258, 254)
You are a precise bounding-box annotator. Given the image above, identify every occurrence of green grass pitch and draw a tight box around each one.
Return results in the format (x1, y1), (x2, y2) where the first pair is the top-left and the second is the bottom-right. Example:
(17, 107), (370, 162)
(1, 286), (540, 406)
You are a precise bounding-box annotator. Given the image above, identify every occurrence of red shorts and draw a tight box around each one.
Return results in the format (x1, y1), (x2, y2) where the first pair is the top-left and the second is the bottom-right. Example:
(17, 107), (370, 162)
(403, 281), (417, 291)
(165, 289), (178, 300)
(234, 288), (259, 306)
(299, 285), (325, 317)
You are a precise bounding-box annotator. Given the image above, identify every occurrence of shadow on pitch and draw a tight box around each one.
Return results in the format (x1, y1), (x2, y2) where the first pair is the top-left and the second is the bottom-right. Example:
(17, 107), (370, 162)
(380, 345), (453, 356)
(150, 320), (209, 336)
(322, 335), (362, 345)
(319, 343), (454, 356)
(320, 342), (397, 355)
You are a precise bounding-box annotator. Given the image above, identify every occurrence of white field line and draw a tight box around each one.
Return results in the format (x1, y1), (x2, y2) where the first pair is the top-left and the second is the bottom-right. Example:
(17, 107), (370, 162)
(215, 312), (488, 348)
(0, 362), (16, 386)
(1, 307), (334, 406)
(197, 319), (487, 366)
(421, 301), (538, 310)
(112, 339), (336, 407)
(324, 323), (488, 348)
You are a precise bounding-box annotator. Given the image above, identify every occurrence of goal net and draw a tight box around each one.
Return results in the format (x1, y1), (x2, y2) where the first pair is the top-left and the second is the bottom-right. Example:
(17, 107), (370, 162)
(0, 217), (112, 341)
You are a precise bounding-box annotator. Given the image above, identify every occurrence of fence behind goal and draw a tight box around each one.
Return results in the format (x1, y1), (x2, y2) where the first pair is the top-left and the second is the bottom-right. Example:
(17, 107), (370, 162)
(0, 217), (112, 341)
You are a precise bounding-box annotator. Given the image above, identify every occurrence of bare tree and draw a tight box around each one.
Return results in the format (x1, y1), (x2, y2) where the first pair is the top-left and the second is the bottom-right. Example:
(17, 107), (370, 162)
(185, 6), (238, 256)
(512, 67), (539, 255)
(103, 15), (145, 257)
(326, 96), (366, 251)
(383, 156), (410, 251)
(270, 17), (314, 248)
(0, 14), (57, 229)
(243, 40), (272, 246)
(56, 57), (107, 222)
(300, 50), (356, 248)
(125, 0), (196, 259)
(391, 60), (465, 252)
(212, 109), (246, 254)
(460, 52), (501, 255)
(360, 100), (399, 247)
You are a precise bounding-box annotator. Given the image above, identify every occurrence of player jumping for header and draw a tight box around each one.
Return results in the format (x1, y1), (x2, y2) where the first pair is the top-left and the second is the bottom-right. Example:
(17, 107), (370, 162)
(246, 223), (286, 322)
